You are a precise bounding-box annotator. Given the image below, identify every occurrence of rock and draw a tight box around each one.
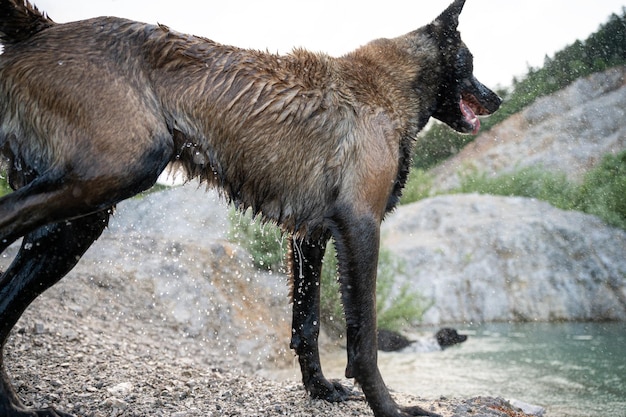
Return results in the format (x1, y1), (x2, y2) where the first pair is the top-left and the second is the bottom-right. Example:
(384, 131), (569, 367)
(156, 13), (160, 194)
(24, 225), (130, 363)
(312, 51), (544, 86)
(382, 194), (626, 324)
(431, 66), (626, 191)
(33, 322), (45, 334)
(106, 382), (134, 397)
(509, 399), (546, 416)
(82, 181), (292, 368)
(378, 328), (468, 352)
(100, 397), (129, 409)
(108, 182), (230, 244)
(377, 329), (413, 351)
(435, 327), (467, 347)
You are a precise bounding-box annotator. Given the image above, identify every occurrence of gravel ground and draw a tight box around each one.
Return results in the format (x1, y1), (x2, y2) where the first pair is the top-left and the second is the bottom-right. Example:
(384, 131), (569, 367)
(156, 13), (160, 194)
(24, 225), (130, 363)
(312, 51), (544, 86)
(2, 185), (539, 417)
(4, 267), (536, 417)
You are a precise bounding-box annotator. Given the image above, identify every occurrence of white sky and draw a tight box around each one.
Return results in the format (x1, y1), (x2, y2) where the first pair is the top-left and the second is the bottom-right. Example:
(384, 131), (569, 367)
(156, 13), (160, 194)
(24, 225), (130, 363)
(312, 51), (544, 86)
(33, 0), (626, 88)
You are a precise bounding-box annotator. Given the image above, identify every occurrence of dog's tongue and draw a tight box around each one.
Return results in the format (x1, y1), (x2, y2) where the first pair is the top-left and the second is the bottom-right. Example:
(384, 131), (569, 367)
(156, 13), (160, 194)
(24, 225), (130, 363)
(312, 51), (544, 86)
(460, 99), (480, 134)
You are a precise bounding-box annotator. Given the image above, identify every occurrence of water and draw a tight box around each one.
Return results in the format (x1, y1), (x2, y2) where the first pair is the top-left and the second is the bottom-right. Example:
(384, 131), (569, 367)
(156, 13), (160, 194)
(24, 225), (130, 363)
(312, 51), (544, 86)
(319, 322), (626, 417)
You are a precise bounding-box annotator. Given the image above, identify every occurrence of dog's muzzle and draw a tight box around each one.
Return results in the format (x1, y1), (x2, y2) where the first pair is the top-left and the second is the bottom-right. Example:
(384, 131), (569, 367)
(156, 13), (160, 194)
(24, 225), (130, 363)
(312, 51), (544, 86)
(459, 76), (502, 134)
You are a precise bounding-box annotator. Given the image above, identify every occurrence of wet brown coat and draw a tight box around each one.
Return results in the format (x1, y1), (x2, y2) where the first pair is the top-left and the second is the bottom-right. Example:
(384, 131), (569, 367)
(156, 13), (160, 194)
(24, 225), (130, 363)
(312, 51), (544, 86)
(0, 17), (440, 237)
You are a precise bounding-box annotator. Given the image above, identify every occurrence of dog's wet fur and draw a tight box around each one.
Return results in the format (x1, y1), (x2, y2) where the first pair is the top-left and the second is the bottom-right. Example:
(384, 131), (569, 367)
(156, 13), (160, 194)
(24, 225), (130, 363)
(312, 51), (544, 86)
(0, 1), (500, 416)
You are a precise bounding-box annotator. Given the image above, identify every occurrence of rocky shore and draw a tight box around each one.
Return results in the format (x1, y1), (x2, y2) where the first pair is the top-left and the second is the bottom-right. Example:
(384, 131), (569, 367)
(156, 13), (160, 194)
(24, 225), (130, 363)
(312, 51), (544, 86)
(5, 260), (536, 417)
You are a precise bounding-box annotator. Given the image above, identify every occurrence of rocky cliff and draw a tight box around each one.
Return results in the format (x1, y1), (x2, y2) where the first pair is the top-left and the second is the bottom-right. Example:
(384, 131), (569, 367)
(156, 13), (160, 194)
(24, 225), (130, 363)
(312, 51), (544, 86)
(95, 185), (293, 368)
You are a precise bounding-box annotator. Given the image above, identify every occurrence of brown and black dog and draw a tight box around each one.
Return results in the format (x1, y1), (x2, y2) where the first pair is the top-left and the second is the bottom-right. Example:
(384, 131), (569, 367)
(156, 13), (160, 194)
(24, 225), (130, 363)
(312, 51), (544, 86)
(0, 1), (500, 416)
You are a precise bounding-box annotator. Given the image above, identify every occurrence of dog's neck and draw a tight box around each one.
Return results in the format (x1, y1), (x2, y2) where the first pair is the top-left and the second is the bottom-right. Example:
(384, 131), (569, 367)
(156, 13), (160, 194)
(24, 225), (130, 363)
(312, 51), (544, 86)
(340, 32), (442, 132)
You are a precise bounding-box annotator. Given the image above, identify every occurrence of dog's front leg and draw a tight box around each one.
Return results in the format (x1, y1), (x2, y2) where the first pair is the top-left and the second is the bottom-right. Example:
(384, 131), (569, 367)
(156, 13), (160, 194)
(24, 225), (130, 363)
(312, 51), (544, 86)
(288, 235), (359, 402)
(331, 211), (439, 417)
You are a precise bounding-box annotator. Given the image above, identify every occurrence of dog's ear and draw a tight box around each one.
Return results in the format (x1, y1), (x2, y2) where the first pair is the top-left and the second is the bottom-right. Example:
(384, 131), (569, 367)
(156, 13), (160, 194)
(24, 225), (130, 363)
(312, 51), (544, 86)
(432, 0), (465, 37)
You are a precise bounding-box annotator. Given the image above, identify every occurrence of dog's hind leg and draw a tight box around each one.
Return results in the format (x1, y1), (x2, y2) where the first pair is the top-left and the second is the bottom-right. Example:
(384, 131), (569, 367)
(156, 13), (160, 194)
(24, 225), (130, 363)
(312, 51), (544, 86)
(288, 235), (360, 402)
(0, 133), (172, 252)
(0, 209), (111, 417)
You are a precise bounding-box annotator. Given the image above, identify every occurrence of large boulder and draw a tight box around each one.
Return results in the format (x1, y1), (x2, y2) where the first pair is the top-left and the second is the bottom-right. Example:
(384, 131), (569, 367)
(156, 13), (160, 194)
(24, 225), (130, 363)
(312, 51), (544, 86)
(81, 182), (292, 369)
(382, 194), (626, 324)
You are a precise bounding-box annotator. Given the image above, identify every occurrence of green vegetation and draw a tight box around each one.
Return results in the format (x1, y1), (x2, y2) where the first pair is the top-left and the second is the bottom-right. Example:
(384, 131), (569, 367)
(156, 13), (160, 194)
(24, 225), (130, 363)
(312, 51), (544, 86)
(228, 209), (286, 271)
(455, 166), (578, 210)
(414, 8), (626, 169)
(0, 176), (11, 197)
(576, 151), (626, 229)
(450, 151), (626, 230)
(400, 149), (626, 230)
(229, 211), (430, 337)
(412, 121), (486, 170)
(319, 241), (431, 338)
(399, 169), (433, 205)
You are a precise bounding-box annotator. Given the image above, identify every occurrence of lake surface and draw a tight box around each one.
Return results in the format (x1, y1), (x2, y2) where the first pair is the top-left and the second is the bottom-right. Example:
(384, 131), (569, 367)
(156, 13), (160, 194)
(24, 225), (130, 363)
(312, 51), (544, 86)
(319, 322), (626, 417)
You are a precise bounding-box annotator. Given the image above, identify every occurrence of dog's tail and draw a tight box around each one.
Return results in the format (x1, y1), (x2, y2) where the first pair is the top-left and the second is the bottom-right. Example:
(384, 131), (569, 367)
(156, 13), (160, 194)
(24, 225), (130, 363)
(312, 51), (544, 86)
(0, 0), (54, 46)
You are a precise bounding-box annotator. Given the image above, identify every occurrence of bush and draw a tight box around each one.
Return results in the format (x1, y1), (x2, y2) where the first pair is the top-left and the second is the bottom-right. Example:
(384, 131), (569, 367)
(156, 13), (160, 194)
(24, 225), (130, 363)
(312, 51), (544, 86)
(456, 166), (578, 211)
(0, 175), (12, 197)
(228, 209), (286, 270)
(374, 249), (433, 332)
(400, 169), (433, 205)
(453, 151), (626, 230)
(576, 151), (626, 229)
(319, 240), (431, 338)
(412, 122), (479, 170)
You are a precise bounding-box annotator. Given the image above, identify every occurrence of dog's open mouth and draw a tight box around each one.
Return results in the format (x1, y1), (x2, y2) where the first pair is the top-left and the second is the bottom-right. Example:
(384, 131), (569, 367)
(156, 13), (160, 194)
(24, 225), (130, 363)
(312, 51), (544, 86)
(460, 92), (490, 135)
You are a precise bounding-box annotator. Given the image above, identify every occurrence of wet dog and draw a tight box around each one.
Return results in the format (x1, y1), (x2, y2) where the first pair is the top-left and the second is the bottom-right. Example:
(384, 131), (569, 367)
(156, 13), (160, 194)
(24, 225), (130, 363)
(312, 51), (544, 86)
(378, 328), (468, 352)
(436, 328), (468, 348)
(0, 0), (500, 416)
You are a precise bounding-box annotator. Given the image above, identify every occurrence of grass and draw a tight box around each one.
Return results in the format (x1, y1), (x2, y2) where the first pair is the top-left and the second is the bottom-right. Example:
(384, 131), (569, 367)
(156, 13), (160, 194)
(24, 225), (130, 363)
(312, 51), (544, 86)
(399, 169), (433, 205)
(450, 151), (626, 229)
(227, 208), (286, 271)
(399, 150), (626, 230)
(319, 241), (431, 339)
(0, 175), (12, 197)
(575, 151), (626, 229)
(456, 166), (579, 210)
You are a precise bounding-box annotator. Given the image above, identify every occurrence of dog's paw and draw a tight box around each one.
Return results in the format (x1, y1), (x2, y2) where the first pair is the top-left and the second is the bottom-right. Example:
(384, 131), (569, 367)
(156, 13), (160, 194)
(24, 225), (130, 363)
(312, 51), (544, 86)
(308, 378), (363, 403)
(400, 405), (441, 417)
(33, 407), (76, 417)
(328, 379), (363, 402)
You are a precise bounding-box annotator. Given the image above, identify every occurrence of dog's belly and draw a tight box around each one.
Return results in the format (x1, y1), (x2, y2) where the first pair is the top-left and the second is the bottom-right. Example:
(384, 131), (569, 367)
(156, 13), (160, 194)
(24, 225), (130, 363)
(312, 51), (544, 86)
(221, 165), (336, 236)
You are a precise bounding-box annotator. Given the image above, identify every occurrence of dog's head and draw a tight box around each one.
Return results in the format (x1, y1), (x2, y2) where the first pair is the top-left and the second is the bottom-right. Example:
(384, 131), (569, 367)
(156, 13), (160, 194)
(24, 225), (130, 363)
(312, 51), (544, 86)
(435, 328), (468, 348)
(427, 0), (501, 134)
